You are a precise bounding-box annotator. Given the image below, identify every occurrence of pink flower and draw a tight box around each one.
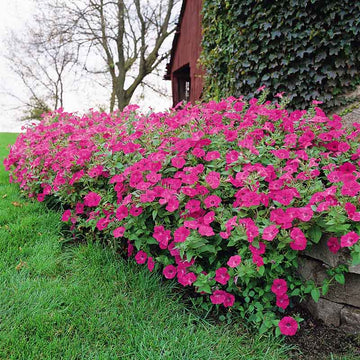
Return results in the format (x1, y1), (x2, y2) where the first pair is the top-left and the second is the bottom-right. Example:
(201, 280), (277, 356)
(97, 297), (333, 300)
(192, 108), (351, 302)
(210, 290), (226, 304)
(62, 209), (71, 222)
(290, 227), (307, 251)
(205, 171), (220, 189)
(271, 279), (287, 296)
(113, 226), (125, 238)
(198, 225), (215, 237)
(227, 255), (241, 268)
(340, 231), (359, 248)
(223, 292), (235, 307)
(84, 192), (101, 207)
(168, 242), (180, 257)
(327, 237), (340, 253)
(226, 150), (239, 165)
(257, 85), (266, 92)
(88, 165), (103, 178)
(178, 272), (197, 286)
(116, 205), (128, 221)
(171, 156), (186, 169)
(135, 250), (147, 265)
(204, 151), (221, 161)
(271, 149), (290, 159)
(204, 195), (222, 208)
(75, 202), (84, 214)
(276, 294), (289, 309)
(297, 206), (313, 222)
(262, 225), (279, 241)
(174, 226), (190, 243)
(147, 257), (155, 272)
(127, 241), (134, 257)
(129, 205), (143, 217)
(153, 226), (172, 249)
(203, 211), (215, 225)
(166, 197), (179, 212)
(252, 254), (264, 267)
(192, 148), (205, 158)
(163, 264), (177, 279)
(249, 242), (266, 255)
(269, 189), (295, 206)
(215, 267), (230, 285)
(278, 316), (298, 336)
(185, 199), (201, 213)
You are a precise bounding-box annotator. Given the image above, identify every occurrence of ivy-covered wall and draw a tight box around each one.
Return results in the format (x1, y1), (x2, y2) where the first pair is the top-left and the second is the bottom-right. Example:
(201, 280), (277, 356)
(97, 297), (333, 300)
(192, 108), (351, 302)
(201, 0), (360, 109)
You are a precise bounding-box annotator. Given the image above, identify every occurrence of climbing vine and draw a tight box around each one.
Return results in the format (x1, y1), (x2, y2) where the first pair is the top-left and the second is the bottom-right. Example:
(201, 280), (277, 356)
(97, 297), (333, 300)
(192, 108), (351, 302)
(201, 0), (360, 109)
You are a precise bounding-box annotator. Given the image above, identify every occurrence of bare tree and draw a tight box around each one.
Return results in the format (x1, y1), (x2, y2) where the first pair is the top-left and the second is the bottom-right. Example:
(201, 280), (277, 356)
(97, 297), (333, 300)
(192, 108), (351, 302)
(4, 23), (77, 117)
(39, 0), (179, 111)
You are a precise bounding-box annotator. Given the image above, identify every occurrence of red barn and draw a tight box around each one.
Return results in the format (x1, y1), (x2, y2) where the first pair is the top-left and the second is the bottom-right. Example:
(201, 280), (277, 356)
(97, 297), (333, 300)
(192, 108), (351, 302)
(164, 0), (205, 106)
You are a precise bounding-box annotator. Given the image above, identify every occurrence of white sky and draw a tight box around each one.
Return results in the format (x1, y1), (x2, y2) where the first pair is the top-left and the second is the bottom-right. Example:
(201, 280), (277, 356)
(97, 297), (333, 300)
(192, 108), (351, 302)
(0, 0), (173, 132)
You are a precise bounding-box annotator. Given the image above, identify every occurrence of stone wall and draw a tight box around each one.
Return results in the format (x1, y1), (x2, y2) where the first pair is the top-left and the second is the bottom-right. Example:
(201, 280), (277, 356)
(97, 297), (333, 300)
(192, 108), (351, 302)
(298, 238), (360, 334)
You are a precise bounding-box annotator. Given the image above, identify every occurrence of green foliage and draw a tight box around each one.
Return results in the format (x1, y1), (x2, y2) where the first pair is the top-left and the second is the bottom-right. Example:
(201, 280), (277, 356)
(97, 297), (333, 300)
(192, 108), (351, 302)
(201, 0), (360, 109)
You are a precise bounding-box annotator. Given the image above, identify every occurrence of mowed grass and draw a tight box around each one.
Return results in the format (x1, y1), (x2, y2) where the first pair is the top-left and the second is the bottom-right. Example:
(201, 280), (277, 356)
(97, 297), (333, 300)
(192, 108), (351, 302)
(0, 132), (292, 359)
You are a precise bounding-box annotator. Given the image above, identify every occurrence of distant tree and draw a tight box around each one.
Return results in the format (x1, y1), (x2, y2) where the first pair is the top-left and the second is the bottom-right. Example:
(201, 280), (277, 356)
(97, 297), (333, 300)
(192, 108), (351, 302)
(22, 96), (51, 121)
(17, 0), (179, 112)
(4, 23), (77, 117)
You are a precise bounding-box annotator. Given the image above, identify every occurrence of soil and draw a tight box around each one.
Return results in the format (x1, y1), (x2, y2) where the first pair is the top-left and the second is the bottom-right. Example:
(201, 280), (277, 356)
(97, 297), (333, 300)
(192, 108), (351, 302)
(285, 307), (360, 359)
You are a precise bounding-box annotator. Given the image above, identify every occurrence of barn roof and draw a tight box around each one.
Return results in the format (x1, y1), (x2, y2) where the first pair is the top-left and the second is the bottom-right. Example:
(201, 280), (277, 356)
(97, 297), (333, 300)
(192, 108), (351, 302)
(164, 0), (187, 80)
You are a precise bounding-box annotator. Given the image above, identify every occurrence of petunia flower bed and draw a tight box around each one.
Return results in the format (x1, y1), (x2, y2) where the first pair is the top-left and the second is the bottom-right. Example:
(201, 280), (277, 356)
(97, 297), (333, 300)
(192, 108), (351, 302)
(4, 94), (360, 336)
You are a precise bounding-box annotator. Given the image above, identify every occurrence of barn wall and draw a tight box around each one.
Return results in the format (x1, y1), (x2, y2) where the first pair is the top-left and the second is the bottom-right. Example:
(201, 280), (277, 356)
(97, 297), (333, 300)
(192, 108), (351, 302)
(171, 0), (205, 106)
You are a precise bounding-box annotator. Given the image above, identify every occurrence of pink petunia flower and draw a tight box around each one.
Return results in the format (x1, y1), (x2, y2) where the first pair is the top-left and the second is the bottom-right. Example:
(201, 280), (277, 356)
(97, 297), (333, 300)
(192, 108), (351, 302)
(289, 227), (307, 251)
(84, 192), (101, 207)
(62, 209), (72, 222)
(205, 171), (220, 189)
(129, 205), (143, 217)
(166, 197), (179, 212)
(135, 250), (147, 265)
(227, 255), (241, 268)
(185, 199), (201, 213)
(147, 257), (155, 272)
(215, 267), (230, 285)
(223, 292), (235, 307)
(178, 272), (197, 286)
(340, 231), (359, 248)
(262, 225), (279, 241)
(278, 316), (298, 336)
(163, 264), (177, 279)
(113, 226), (125, 238)
(210, 290), (226, 305)
(204, 151), (221, 161)
(153, 225), (172, 249)
(276, 294), (289, 309)
(127, 241), (134, 257)
(198, 225), (215, 237)
(171, 156), (186, 169)
(226, 150), (239, 165)
(204, 195), (222, 208)
(174, 226), (190, 243)
(116, 205), (128, 221)
(271, 279), (288, 296)
(327, 237), (340, 254)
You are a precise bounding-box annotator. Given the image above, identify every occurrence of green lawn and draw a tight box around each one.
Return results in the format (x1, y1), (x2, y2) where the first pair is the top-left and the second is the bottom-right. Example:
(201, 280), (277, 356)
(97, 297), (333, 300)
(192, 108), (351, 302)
(0, 132), (292, 359)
